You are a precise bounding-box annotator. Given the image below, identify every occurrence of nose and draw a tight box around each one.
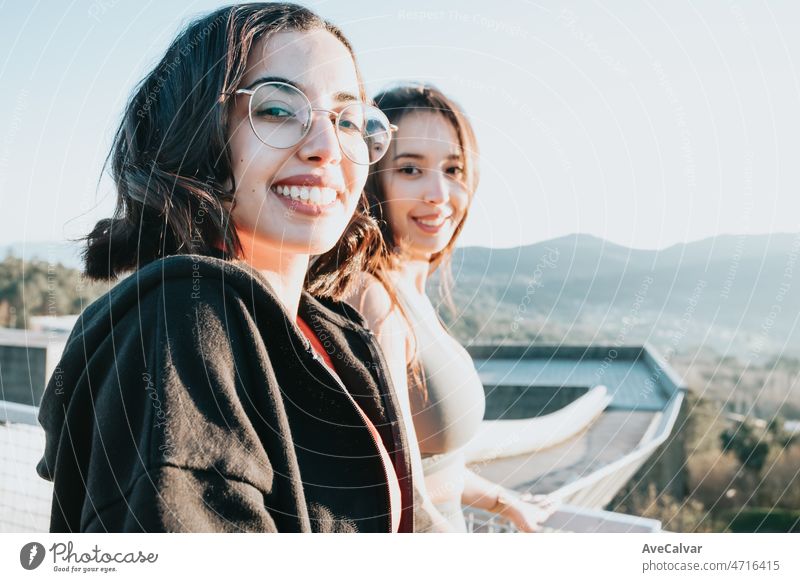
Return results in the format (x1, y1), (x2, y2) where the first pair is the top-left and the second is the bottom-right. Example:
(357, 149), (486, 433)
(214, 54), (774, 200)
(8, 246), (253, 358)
(297, 111), (342, 165)
(423, 171), (450, 205)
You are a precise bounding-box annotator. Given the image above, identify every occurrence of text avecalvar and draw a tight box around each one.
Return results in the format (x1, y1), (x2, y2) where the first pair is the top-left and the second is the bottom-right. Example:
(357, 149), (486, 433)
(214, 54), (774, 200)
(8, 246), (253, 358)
(642, 544), (702, 554)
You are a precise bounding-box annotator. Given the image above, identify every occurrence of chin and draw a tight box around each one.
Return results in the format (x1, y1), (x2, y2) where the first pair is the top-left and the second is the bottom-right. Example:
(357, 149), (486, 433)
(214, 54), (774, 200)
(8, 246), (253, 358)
(283, 221), (349, 252)
(305, 236), (343, 256)
(413, 237), (450, 256)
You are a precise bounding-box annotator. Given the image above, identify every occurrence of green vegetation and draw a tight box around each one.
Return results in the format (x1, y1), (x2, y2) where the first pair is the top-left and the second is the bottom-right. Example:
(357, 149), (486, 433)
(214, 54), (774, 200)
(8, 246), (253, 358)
(721, 418), (796, 474)
(612, 392), (800, 532)
(724, 509), (800, 533)
(0, 254), (107, 328)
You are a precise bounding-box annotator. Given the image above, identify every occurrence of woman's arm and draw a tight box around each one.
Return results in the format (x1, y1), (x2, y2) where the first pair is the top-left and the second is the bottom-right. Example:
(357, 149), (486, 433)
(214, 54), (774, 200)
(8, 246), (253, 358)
(461, 469), (558, 532)
(346, 276), (454, 532)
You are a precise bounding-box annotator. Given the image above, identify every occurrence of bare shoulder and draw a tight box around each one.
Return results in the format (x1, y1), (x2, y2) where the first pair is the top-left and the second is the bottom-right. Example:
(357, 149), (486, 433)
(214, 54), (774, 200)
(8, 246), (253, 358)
(343, 272), (401, 335)
(345, 273), (414, 385)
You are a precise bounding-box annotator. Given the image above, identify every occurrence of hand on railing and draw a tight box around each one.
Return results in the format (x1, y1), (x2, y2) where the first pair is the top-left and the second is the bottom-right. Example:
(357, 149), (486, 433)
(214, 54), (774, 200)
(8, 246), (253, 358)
(495, 492), (559, 532)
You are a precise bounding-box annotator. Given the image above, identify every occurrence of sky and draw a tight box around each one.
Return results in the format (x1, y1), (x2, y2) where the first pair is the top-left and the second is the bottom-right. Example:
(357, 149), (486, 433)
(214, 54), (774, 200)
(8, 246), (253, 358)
(1, 0), (799, 250)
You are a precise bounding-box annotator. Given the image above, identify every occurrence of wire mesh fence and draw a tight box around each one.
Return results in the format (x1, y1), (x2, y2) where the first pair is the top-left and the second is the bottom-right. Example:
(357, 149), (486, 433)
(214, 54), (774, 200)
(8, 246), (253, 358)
(0, 407), (51, 532)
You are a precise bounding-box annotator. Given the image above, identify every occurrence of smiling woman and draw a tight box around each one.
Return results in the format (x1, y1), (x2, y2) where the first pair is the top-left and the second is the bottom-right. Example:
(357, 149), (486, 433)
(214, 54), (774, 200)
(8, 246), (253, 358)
(35, 3), (414, 533)
(346, 84), (557, 532)
(224, 29), (378, 270)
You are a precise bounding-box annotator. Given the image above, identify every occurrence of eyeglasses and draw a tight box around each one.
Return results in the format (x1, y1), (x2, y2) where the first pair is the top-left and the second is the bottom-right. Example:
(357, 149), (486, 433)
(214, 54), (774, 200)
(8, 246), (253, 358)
(233, 81), (396, 166)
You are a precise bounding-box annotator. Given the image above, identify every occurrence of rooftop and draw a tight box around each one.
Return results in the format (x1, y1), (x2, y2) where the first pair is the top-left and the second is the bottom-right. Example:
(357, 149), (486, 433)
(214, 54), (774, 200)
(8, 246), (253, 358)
(464, 343), (686, 519)
(469, 344), (682, 412)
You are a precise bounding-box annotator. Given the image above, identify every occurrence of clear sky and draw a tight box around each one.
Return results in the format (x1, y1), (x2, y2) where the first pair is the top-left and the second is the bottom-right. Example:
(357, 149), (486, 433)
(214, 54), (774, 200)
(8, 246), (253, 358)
(1, 0), (799, 250)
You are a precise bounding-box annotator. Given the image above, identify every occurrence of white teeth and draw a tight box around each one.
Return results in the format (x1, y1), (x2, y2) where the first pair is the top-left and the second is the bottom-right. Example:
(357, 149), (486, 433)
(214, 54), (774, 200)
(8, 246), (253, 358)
(416, 217), (449, 227)
(273, 185), (338, 206)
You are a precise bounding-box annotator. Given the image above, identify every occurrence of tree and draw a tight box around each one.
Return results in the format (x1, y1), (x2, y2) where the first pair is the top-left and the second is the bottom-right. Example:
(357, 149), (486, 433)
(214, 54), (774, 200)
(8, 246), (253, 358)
(720, 419), (787, 476)
(0, 255), (107, 328)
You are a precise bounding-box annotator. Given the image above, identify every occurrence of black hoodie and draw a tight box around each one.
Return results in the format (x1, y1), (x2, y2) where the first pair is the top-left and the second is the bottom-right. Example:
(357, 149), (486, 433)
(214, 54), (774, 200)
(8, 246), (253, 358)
(36, 253), (418, 532)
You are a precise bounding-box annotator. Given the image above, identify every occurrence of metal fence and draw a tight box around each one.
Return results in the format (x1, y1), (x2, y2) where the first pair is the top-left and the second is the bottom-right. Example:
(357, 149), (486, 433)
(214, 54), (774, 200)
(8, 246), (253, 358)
(0, 401), (51, 532)
(465, 505), (662, 533)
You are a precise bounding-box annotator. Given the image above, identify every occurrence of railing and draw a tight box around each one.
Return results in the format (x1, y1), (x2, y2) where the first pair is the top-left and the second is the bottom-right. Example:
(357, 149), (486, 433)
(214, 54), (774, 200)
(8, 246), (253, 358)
(2, 397), (671, 534)
(465, 508), (518, 533)
(0, 401), (51, 532)
(1, 400), (39, 425)
(465, 384), (612, 463)
(465, 504), (662, 533)
(547, 390), (685, 509)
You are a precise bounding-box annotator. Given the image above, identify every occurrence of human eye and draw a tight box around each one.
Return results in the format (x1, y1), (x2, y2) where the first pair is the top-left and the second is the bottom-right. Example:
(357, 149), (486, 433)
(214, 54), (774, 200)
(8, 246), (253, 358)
(338, 108), (365, 134)
(397, 165), (421, 176)
(338, 117), (363, 134)
(446, 165), (465, 178)
(253, 101), (295, 119)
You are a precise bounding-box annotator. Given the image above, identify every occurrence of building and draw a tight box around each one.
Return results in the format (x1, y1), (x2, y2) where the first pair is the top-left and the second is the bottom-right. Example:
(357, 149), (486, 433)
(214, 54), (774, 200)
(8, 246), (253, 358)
(0, 328), (67, 409)
(463, 343), (687, 532)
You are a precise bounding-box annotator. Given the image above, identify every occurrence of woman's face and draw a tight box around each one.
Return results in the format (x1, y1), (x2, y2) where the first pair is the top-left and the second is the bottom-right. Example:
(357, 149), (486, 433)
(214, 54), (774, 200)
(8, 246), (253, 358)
(378, 111), (469, 261)
(227, 29), (368, 258)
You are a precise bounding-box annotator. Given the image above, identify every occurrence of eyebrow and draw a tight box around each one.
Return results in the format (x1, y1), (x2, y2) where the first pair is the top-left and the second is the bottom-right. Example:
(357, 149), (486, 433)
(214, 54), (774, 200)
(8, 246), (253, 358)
(393, 152), (463, 162)
(244, 76), (360, 103)
(393, 153), (425, 161)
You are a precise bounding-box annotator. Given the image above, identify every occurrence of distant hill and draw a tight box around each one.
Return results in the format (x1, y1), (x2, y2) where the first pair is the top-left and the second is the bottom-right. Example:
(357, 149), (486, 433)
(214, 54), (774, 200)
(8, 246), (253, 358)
(1, 240), (84, 270)
(4, 233), (797, 357)
(445, 232), (800, 358)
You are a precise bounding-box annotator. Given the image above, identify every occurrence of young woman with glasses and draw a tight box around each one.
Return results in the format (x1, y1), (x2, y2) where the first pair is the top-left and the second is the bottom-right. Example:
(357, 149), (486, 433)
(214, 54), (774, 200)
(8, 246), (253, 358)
(36, 3), (415, 533)
(345, 84), (558, 532)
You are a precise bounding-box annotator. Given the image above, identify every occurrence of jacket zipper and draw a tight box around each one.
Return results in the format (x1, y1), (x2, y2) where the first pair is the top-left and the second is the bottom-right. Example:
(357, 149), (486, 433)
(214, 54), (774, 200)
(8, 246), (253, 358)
(301, 338), (393, 533)
(353, 326), (413, 531)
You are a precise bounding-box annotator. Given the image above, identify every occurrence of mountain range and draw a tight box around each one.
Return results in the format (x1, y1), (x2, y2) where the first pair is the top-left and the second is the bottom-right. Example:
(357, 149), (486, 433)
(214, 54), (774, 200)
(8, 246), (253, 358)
(4, 233), (798, 357)
(446, 232), (800, 358)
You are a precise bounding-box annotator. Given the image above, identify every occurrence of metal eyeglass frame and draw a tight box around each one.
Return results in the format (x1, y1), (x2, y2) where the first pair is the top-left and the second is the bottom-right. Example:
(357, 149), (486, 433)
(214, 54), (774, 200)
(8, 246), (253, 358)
(233, 81), (397, 166)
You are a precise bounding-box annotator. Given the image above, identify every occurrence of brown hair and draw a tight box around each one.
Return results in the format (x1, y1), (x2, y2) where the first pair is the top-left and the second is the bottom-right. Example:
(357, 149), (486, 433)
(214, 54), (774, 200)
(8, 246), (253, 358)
(361, 84), (480, 396)
(84, 2), (380, 300)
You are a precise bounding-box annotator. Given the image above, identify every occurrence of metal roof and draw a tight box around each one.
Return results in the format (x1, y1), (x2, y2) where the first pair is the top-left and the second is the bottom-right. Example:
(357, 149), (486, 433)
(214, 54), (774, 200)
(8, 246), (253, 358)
(463, 344), (687, 512)
(468, 344), (685, 412)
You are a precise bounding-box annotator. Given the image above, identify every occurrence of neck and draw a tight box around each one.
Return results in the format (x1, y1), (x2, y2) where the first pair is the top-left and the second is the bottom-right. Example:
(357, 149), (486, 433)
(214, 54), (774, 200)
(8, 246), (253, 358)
(393, 258), (430, 295)
(236, 231), (309, 318)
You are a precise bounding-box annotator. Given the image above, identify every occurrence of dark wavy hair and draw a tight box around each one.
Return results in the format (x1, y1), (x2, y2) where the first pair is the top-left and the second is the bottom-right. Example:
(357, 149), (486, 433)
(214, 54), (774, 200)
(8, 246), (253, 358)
(84, 2), (381, 300)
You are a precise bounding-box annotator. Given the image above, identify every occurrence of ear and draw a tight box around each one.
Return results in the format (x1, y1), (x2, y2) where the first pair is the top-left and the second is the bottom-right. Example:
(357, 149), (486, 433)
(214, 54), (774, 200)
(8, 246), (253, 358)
(220, 178), (236, 213)
(222, 176), (234, 194)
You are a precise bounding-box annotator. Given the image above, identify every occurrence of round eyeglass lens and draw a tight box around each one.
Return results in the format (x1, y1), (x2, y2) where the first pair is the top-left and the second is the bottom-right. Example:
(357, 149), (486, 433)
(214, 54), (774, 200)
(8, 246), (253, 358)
(336, 103), (393, 165)
(248, 83), (311, 149)
(246, 82), (393, 165)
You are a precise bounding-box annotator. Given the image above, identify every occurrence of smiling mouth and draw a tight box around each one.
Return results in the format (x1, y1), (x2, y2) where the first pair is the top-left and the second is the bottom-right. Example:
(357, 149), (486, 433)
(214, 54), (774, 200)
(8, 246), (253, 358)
(271, 184), (339, 206)
(412, 215), (452, 229)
